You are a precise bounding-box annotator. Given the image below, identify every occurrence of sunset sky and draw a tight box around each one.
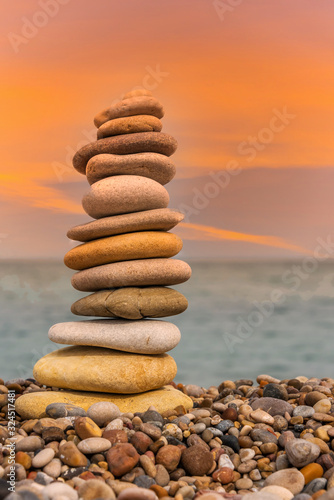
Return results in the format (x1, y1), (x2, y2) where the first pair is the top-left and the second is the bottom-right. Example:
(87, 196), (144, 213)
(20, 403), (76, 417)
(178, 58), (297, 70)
(1, 0), (334, 260)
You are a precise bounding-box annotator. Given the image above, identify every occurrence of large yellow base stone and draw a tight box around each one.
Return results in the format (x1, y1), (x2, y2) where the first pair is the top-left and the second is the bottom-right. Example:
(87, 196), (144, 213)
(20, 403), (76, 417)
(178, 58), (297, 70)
(15, 385), (193, 420)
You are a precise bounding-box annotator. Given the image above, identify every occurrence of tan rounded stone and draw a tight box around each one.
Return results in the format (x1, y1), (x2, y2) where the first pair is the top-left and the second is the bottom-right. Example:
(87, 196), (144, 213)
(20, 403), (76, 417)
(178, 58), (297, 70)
(78, 478), (116, 500)
(75, 416), (102, 439)
(67, 208), (184, 242)
(97, 115), (162, 139)
(48, 319), (181, 354)
(71, 258), (192, 292)
(58, 441), (88, 467)
(77, 437), (112, 454)
(82, 175), (169, 219)
(86, 152), (176, 185)
(313, 399), (331, 414)
(73, 132), (176, 175)
(31, 448), (55, 468)
(264, 468), (305, 495)
(15, 386), (193, 419)
(71, 287), (188, 319)
(64, 231), (182, 270)
(33, 346), (177, 394)
(94, 96), (164, 128)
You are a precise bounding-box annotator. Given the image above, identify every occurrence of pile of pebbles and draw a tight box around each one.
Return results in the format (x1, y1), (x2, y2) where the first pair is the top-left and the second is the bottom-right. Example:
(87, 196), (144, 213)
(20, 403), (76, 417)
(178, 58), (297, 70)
(1, 374), (334, 500)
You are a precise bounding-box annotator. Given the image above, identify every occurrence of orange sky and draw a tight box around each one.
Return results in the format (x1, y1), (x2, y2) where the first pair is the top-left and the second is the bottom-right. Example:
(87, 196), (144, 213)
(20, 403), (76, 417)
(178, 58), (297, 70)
(1, 0), (333, 259)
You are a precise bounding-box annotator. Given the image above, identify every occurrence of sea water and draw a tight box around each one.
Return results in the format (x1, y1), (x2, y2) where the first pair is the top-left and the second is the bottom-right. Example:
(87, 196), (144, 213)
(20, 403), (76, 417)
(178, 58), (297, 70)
(0, 260), (333, 387)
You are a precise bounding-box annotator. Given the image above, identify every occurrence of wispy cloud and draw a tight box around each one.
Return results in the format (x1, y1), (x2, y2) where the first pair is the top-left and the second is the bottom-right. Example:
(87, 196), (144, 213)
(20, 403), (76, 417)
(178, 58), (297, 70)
(179, 222), (311, 255)
(0, 172), (82, 214)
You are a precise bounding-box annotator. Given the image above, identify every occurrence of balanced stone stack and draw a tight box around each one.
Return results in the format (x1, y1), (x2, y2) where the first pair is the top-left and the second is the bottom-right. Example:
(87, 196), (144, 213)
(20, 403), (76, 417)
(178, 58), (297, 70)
(20, 89), (193, 416)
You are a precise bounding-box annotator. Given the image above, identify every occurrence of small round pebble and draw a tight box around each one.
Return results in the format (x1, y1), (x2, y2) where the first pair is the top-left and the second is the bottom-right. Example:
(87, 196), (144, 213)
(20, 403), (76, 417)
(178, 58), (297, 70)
(87, 401), (122, 426)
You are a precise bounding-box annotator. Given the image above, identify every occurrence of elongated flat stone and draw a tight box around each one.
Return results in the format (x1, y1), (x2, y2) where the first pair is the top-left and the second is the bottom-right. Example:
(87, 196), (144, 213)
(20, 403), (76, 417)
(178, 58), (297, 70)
(64, 231), (182, 270)
(73, 132), (177, 175)
(48, 319), (180, 354)
(71, 287), (188, 319)
(94, 96), (164, 128)
(67, 208), (184, 242)
(33, 346), (177, 394)
(97, 115), (162, 139)
(86, 152), (176, 185)
(82, 175), (169, 219)
(15, 386), (193, 420)
(71, 258), (192, 292)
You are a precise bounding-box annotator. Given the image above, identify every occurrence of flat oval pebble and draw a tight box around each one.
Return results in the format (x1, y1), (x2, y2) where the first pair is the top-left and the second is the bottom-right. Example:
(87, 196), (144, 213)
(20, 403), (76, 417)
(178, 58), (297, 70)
(15, 385), (193, 419)
(33, 346), (177, 394)
(71, 287), (188, 319)
(73, 132), (177, 174)
(31, 448), (55, 468)
(15, 436), (44, 452)
(82, 175), (169, 219)
(64, 231), (182, 270)
(264, 469), (305, 495)
(251, 397), (293, 416)
(77, 437), (111, 454)
(97, 114), (162, 139)
(45, 402), (86, 418)
(71, 259), (192, 291)
(48, 319), (181, 354)
(86, 152), (176, 185)
(67, 208), (184, 242)
(94, 96), (164, 128)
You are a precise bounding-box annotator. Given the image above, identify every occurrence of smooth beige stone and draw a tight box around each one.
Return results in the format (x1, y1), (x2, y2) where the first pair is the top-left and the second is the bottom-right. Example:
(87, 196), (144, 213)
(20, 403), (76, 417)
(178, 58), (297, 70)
(73, 132), (177, 175)
(33, 346), (177, 394)
(48, 319), (181, 354)
(86, 152), (176, 186)
(15, 386), (193, 420)
(64, 231), (182, 270)
(94, 96), (164, 128)
(67, 208), (184, 242)
(71, 287), (188, 319)
(82, 175), (169, 219)
(97, 115), (162, 139)
(71, 258), (192, 292)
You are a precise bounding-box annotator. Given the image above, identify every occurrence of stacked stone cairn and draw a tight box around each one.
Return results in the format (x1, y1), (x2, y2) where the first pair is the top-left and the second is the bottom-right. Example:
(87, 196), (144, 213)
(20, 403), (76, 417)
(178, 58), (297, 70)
(30, 89), (193, 414)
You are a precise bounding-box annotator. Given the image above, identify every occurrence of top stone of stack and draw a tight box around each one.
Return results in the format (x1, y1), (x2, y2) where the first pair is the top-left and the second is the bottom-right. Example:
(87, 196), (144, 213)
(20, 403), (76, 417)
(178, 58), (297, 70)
(94, 89), (163, 127)
(72, 89), (177, 175)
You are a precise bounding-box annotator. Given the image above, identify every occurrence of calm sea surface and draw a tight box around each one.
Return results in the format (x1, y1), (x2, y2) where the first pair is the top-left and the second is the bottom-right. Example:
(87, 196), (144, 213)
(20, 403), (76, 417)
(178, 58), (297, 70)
(0, 260), (333, 387)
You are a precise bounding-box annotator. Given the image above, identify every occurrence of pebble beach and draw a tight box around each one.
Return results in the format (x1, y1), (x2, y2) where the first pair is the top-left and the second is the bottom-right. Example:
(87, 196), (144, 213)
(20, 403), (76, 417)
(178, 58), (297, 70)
(2, 374), (334, 499)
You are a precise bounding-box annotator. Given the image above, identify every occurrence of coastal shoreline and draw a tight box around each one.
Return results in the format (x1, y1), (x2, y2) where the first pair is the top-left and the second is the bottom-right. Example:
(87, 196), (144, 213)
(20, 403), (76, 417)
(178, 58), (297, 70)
(0, 374), (333, 499)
